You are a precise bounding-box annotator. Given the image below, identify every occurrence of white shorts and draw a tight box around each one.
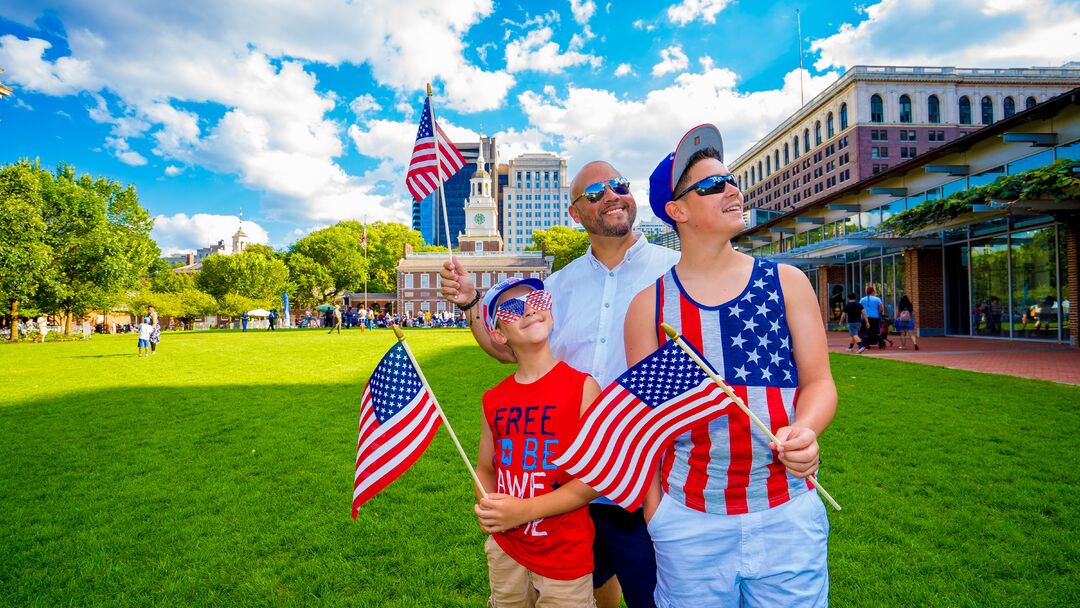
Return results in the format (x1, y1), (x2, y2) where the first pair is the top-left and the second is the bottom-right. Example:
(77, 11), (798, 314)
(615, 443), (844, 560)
(647, 489), (829, 607)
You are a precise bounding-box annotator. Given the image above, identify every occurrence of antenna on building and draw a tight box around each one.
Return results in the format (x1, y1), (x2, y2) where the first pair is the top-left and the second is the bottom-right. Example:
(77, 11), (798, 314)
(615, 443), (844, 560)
(238, 207), (244, 231)
(797, 8), (805, 106)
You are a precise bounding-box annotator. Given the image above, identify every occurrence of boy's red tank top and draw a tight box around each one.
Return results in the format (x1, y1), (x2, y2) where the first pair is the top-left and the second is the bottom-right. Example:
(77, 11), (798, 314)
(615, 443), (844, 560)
(483, 361), (594, 580)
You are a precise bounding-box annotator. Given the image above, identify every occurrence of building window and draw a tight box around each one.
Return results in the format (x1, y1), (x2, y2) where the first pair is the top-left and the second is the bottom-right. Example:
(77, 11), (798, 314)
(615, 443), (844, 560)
(783, 143), (790, 165)
(871, 146), (889, 159)
(758, 161), (763, 181)
(901, 146), (917, 159)
(774, 150), (780, 171)
(1026, 96), (1037, 110)
(959, 96), (972, 125)
(1003, 96), (1016, 118)
(420, 273), (430, 288)
(871, 129), (888, 141)
(899, 130), (916, 141)
(794, 137), (800, 159)
(840, 103), (848, 130)
(928, 130), (945, 142)
(870, 94), (884, 123)
(803, 129), (810, 152)
(814, 121), (822, 146)
(405, 274), (414, 288)
(928, 95), (941, 124)
(827, 112), (834, 138)
(981, 96), (994, 125)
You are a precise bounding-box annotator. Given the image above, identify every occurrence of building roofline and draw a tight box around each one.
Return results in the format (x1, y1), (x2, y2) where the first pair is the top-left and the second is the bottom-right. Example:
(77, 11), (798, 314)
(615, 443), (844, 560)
(731, 64), (1080, 168)
(736, 86), (1080, 241)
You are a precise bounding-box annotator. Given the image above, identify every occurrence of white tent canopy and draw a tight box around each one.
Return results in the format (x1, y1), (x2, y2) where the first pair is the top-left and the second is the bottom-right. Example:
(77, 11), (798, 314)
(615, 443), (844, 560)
(246, 309), (272, 317)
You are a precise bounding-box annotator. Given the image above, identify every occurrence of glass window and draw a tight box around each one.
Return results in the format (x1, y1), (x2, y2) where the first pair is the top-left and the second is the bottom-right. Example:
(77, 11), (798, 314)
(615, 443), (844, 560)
(420, 274), (430, 288)
(804, 129), (810, 152)
(1012, 227), (1059, 340)
(827, 112), (835, 138)
(899, 95), (912, 123)
(1007, 149), (1054, 175)
(971, 236), (1010, 337)
(870, 94), (883, 123)
(758, 161), (763, 181)
(928, 95), (941, 124)
(1003, 96), (1016, 118)
(1056, 139), (1080, 161)
(1026, 96), (1037, 110)
(959, 96), (972, 125)
(1061, 226), (1070, 342)
(981, 96), (994, 125)
(784, 143), (790, 165)
(969, 166), (1005, 188)
(941, 179), (967, 198)
(840, 103), (848, 130)
(794, 136), (800, 159)
(815, 121), (822, 146)
(774, 150), (780, 171)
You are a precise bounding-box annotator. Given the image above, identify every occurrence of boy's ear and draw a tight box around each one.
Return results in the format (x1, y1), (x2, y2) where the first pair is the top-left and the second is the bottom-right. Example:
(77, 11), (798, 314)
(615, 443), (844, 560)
(665, 199), (688, 225)
(489, 327), (508, 346)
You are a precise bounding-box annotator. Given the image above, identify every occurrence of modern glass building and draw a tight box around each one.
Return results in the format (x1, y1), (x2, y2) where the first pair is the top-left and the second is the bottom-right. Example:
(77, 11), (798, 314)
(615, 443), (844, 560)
(736, 87), (1079, 346)
(412, 137), (497, 249)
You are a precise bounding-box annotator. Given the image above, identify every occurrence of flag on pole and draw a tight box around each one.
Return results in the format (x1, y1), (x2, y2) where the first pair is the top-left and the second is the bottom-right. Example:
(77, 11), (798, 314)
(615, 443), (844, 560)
(405, 97), (466, 202)
(360, 222), (367, 253)
(554, 340), (733, 511)
(353, 342), (442, 518)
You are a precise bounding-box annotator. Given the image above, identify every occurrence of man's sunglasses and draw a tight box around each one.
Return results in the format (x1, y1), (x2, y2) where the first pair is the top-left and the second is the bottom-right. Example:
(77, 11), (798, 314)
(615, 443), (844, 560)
(573, 178), (631, 204)
(495, 290), (553, 325)
(674, 174), (738, 201)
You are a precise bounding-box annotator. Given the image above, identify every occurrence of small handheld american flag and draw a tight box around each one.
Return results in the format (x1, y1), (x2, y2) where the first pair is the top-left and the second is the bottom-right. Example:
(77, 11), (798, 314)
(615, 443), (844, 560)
(405, 97), (466, 202)
(353, 342), (442, 518)
(554, 340), (734, 511)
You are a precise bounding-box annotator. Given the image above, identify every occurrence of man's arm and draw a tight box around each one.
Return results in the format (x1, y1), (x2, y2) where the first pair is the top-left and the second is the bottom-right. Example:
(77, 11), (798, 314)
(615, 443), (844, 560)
(438, 256), (516, 363)
(774, 265), (838, 478)
(474, 377), (603, 533)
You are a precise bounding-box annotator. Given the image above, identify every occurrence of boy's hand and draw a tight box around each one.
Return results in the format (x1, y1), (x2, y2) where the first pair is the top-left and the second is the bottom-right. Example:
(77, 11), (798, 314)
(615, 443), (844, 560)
(771, 425), (819, 478)
(439, 256), (476, 307)
(474, 493), (533, 534)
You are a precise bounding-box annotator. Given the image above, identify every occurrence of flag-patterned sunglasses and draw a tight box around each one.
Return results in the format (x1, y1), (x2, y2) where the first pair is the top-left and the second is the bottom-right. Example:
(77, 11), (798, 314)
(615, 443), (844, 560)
(495, 290), (553, 325)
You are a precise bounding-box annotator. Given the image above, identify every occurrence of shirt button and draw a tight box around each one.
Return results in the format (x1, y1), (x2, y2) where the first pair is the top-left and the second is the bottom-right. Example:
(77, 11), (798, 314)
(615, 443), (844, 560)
(608, 272), (614, 277)
(604, 303), (610, 308)
(600, 338), (607, 343)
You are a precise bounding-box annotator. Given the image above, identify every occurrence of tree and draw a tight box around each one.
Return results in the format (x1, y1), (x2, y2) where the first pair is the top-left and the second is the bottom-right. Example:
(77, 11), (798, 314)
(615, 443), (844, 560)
(286, 224), (367, 308)
(196, 248), (289, 315)
(527, 225), (590, 271)
(0, 160), (54, 341)
(357, 221), (427, 293)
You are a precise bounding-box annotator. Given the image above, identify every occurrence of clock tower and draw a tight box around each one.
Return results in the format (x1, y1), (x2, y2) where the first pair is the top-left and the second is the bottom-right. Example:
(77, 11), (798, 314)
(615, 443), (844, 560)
(457, 138), (503, 253)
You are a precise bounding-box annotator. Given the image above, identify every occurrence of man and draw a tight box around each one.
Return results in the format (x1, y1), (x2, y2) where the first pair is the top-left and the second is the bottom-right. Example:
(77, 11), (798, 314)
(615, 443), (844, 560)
(860, 285), (885, 349)
(440, 161), (679, 608)
(329, 304), (342, 334)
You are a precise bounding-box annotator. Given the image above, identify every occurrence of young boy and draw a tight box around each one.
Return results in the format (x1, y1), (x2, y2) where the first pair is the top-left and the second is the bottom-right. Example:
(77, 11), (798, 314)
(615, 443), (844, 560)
(622, 124), (837, 607)
(840, 293), (867, 353)
(136, 316), (153, 357)
(475, 276), (602, 607)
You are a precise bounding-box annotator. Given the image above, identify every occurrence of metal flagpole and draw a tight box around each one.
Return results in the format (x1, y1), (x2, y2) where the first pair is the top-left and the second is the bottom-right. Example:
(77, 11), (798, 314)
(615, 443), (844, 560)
(393, 326), (488, 498)
(363, 214), (369, 315)
(661, 323), (841, 511)
(797, 9), (805, 106)
(427, 83), (455, 261)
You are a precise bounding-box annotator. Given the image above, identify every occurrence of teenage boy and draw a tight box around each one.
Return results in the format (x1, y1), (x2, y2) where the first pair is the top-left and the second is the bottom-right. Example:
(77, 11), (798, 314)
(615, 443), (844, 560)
(136, 317), (153, 357)
(623, 124), (837, 607)
(840, 293), (868, 353)
(475, 277), (602, 607)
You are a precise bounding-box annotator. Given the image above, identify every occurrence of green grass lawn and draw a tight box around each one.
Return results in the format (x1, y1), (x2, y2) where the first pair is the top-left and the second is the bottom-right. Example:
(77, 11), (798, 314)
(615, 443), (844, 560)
(1, 329), (1078, 607)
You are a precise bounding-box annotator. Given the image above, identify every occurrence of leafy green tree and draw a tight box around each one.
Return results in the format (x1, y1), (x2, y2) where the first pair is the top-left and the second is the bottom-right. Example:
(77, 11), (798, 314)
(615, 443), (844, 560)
(357, 221), (427, 293)
(0, 160), (54, 341)
(527, 225), (589, 271)
(286, 224), (367, 308)
(196, 248), (288, 315)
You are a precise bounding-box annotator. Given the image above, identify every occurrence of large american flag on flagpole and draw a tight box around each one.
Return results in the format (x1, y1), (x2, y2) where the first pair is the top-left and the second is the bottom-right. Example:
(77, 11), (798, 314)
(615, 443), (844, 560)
(353, 342), (442, 518)
(554, 340), (733, 511)
(405, 97), (466, 202)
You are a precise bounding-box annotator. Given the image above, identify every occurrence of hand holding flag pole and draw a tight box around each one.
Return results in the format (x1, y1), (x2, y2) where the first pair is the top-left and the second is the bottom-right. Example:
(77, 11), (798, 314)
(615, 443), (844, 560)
(393, 326), (488, 499)
(661, 323), (841, 511)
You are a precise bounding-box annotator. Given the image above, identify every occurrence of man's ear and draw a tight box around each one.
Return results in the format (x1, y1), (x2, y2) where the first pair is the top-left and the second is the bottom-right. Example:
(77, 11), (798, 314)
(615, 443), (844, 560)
(567, 203), (581, 224)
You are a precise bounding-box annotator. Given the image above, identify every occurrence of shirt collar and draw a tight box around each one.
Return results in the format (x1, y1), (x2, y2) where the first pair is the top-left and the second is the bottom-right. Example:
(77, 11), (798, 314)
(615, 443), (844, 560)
(585, 232), (645, 272)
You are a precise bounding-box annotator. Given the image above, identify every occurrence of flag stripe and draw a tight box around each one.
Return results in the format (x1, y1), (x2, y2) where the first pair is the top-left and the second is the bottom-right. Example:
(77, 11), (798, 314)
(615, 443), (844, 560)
(724, 385), (752, 515)
(764, 385), (791, 508)
(404, 98), (466, 201)
(678, 297), (710, 510)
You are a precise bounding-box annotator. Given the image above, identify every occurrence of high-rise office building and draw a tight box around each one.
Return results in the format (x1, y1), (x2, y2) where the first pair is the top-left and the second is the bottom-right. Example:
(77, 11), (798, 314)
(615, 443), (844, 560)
(411, 136), (498, 249)
(501, 153), (576, 252)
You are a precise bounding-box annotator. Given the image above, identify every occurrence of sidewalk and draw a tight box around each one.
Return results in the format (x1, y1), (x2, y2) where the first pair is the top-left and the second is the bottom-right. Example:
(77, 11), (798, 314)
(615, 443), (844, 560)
(828, 333), (1080, 385)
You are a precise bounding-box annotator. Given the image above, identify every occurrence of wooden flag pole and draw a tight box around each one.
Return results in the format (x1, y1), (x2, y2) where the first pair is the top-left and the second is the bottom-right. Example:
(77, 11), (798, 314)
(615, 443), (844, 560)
(393, 326), (488, 499)
(427, 83), (456, 262)
(660, 323), (841, 511)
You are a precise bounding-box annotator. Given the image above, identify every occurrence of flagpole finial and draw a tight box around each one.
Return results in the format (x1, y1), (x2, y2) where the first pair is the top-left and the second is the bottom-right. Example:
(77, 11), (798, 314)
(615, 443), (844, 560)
(661, 323), (679, 340)
(393, 326), (405, 342)
(426, 83), (432, 97)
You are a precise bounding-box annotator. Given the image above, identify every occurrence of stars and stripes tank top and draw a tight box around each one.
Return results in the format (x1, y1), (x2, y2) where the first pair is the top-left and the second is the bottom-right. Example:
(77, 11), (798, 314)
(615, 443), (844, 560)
(654, 257), (811, 515)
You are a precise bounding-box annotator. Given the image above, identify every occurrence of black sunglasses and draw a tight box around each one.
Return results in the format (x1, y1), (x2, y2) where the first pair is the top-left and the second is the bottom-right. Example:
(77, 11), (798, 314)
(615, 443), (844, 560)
(674, 174), (738, 201)
(573, 178), (631, 204)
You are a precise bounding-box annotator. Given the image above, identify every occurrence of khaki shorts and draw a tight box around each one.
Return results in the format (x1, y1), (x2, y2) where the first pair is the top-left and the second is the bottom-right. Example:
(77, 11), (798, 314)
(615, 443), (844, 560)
(485, 536), (595, 608)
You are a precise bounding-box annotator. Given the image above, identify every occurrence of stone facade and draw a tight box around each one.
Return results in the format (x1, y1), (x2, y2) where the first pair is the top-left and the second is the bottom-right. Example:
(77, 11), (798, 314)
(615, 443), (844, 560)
(396, 248), (553, 316)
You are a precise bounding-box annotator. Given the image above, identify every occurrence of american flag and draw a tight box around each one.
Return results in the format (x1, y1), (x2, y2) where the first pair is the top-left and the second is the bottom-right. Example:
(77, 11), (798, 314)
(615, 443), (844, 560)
(405, 97), (466, 202)
(353, 342), (442, 518)
(360, 223), (367, 253)
(553, 340), (733, 511)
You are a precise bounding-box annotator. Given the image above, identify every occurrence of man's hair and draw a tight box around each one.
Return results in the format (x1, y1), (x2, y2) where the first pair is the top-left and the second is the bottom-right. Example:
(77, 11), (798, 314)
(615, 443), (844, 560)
(848, 293), (857, 301)
(673, 147), (723, 198)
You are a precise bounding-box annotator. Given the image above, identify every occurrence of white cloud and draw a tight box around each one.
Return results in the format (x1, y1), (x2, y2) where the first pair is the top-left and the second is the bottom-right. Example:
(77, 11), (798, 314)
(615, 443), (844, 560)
(13, 97), (33, 110)
(0, 35), (101, 95)
(505, 27), (601, 73)
(152, 213), (269, 255)
(812, 0), (1080, 70)
(652, 45), (689, 77)
(164, 165), (184, 176)
(517, 66), (839, 220)
(349, 94), (381, 119)
(570, 0), (597, 25)
(105, 136), (147, 166)
(493, 127), (556, 161)
(632, 19), (655, 31)
(667, 0), (734, 26)
(614, 63), (634, 77)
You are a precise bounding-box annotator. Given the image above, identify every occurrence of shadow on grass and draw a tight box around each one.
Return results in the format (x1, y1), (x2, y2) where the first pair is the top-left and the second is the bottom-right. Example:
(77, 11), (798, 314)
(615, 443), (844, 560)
(0, 344), (507, 608)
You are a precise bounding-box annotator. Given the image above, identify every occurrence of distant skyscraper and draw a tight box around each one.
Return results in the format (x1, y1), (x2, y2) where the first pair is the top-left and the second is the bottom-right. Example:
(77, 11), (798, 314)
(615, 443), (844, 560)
(411, 136), (497, 249)
(501, 153), (577, 252)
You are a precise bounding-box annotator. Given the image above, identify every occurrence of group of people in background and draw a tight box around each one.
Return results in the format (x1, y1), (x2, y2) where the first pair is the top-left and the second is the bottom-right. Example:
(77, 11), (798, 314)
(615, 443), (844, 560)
(136, 305), (161, 357)
(839, 286), (919, 353)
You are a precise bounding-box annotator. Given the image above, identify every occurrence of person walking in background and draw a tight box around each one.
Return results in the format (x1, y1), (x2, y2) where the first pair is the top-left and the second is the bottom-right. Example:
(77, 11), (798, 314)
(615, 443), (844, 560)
(36, 316), (47, 342)
(896, 294), (919, 350)
(137, 317), (152, 357)
(268, 309), (277, 331)
(840, 293), (868, 353)
(860, 285), (885, 349)
(241, 311), (249, 332)
(148, 306), (160, 355)
(329, 304), (342, 334)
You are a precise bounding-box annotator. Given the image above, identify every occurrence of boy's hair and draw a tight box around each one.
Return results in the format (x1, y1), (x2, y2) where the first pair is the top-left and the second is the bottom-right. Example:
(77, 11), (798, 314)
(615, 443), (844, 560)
(847, 293), (857, 301)
(673, 147), (723, 200)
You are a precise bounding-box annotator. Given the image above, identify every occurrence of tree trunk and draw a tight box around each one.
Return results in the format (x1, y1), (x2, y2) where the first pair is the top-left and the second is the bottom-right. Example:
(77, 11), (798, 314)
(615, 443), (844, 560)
(64, 311), (73, 335)
(9, 299), (18, 342)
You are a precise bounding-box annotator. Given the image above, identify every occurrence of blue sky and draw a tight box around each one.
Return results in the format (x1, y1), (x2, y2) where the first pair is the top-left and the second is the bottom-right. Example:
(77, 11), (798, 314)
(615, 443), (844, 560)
(1, 0), (1077, 253)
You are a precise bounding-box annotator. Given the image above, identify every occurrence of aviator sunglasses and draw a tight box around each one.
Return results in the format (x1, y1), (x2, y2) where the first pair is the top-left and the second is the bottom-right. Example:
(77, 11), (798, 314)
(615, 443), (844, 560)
(573, 177), (631, 204)
(674, 174), (738, 201)
(495, 290), (553, 325)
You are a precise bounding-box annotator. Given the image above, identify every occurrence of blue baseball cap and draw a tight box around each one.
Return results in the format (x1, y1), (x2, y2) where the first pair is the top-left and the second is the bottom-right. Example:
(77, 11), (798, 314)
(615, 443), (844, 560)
(649, 124), (725, 226)
(481, 276), (545, 333)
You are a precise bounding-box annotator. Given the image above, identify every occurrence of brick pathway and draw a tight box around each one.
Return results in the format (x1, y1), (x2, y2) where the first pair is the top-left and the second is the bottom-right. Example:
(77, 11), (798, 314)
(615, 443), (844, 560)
(828, 333), (1080, 385)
